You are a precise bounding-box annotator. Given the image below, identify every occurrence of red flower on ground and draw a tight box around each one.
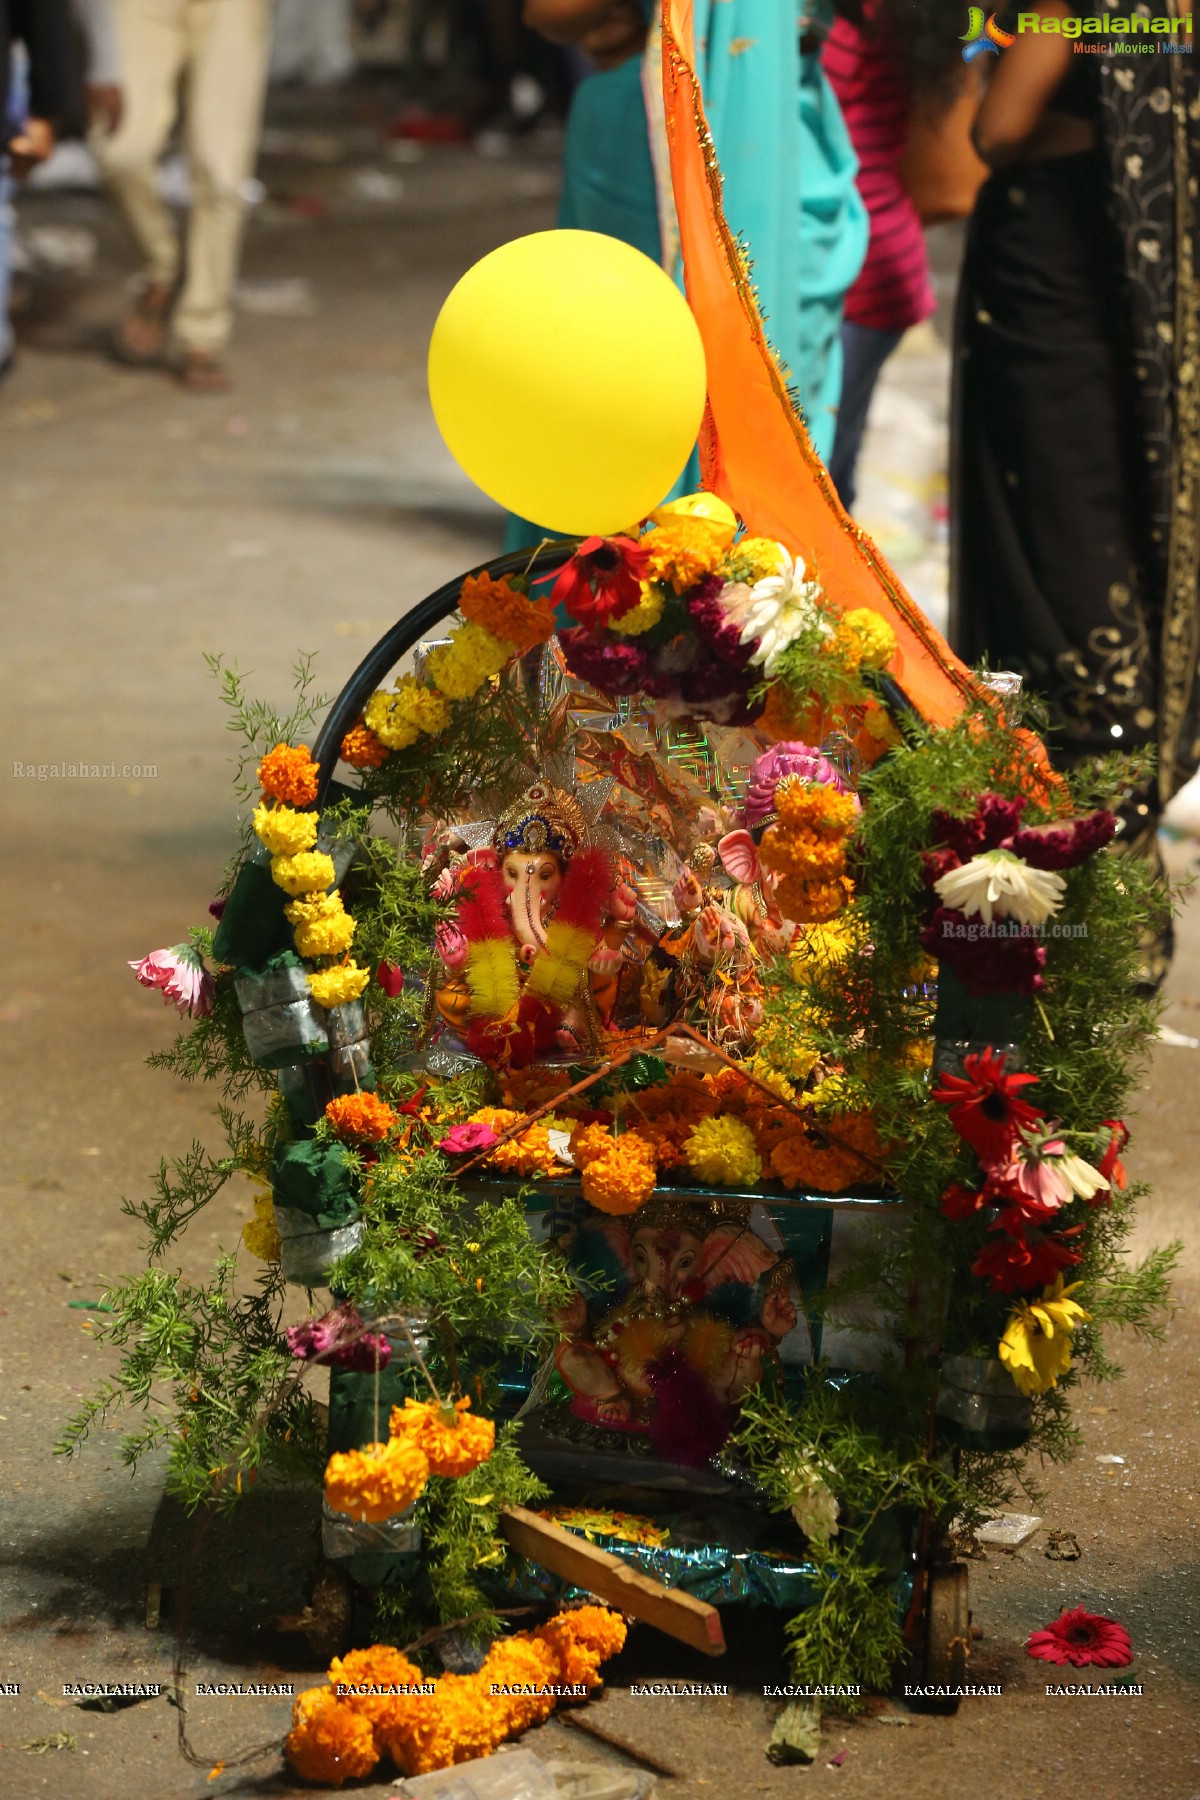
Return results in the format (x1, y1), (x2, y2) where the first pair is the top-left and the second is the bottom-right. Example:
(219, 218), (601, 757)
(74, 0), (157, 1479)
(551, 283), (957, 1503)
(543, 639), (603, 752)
(550, 536), (649, 629)
(932, 1048), (1043, 1163)
(1026, 1606), (1133, 1668)
(971, 1208), (1083, 1295)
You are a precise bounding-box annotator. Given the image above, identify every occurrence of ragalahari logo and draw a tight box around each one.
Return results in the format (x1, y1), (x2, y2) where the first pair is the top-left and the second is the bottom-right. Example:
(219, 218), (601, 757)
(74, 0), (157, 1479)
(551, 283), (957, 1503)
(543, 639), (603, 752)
(961, 7), (1017, 59)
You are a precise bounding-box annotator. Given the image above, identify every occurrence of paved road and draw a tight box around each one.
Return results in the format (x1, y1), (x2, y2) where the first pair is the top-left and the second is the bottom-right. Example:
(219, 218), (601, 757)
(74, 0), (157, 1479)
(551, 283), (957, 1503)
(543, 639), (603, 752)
(1, 93), (1197, 1800)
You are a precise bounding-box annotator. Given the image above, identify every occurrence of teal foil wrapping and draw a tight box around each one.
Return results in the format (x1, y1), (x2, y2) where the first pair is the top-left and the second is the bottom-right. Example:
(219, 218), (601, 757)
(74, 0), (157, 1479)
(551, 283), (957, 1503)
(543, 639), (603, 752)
(493, 1527), (823, 1611)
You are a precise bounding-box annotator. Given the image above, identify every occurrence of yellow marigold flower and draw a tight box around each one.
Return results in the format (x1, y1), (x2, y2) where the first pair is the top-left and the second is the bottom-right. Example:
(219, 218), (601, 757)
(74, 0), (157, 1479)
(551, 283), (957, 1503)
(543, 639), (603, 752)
(742, 1057), (795, 1102)
(339, 722), (389, 769)
(610, 582), (666, 636)
(307, 962), (371, 1009)
(424, 621), (511, 700)
(642, 522), (724, 594)
(325, 1090), (398, 1144)
(271, 849), (336, 897)
(775, 874), (851, 924)
(459, 571), (556, 655)
(252, 800), (318, 858)
(284, 1685), (379, 1788)
(999, 1277), (1090, 1397)
(581, 1136), (657, 1215)
(286, 889), (356, 958)
(258, 742), (319, 807)
(840, 606), (897, 671)
(324, 1438), (428, 1523)
(241, 1189), (281, 1262)
(389, 1395), (495, 1477)
(774, 778), (858, 836)
(684, 1114), (761, 1188)
(723, 535), (787, 585)
(364, 676), (452, 752)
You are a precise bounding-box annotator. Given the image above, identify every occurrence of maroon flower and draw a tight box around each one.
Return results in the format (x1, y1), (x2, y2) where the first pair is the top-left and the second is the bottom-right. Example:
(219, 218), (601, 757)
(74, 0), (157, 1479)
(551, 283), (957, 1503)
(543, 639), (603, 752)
(377, 960), (404, 997)
(1026, 1607), (1133, 1669)
(971, 1207), (1083, 1294)
(286, 1302), (391, 1371)
(1007, 810), (1117, 870)
(921, 906), (1047, 996)
(932, 1048), (1043, 1163)
(931, 792), (1026, 861)
(550, 535), (649, 629)
(922, 846), (961, 890)
(560, 627), (650, 696)
(687, 577), (753, 666)
(208, 897), (228, 922)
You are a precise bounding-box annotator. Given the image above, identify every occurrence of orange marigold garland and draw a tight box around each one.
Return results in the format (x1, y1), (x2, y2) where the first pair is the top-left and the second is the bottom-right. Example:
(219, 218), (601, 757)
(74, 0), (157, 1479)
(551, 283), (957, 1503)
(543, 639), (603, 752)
(285, 1685), (379, 1788)
(388, 1395), (495, 1477)
(323, 1438), (429, 1522)
(580, 1133), (658, 1214)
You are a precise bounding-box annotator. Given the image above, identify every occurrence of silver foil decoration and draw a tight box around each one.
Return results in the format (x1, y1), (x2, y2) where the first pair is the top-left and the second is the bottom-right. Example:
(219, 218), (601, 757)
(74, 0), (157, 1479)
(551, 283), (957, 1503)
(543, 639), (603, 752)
(274, 1205), (363, 1287)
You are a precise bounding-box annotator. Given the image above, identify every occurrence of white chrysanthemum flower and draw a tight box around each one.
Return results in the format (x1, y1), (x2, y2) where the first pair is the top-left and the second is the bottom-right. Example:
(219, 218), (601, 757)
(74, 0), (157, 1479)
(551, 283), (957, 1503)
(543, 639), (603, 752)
(737, 552), (829, 677)
(934, 848), (1066, 927)
(783, 1453), (840, 1545)
(1054, 1150), (1109, 1202)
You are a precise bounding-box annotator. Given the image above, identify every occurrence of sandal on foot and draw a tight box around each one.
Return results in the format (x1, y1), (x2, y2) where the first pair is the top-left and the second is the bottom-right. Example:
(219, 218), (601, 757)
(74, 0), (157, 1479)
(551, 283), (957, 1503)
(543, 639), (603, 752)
(176, 349), (230, 393)
(111, 284), (174, 366)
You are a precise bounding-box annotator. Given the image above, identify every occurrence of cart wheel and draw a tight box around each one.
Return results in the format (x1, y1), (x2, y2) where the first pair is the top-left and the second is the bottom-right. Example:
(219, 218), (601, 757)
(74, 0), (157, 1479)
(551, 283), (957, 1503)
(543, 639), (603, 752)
(914, 1561), (970, 1713)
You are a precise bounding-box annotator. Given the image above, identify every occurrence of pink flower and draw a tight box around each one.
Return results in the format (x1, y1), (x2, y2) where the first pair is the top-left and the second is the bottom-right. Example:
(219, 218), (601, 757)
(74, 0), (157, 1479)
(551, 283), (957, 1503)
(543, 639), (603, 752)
(128, 943), (215, 1018)
(286, 1302), (391, 1371)
(438, 1121), (498, 1155)
(1026, 1606), (1132, 1669)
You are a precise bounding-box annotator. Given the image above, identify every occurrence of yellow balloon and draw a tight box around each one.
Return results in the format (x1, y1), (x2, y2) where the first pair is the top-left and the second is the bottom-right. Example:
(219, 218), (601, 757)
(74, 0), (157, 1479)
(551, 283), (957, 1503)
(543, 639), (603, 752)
(428, 231), (707, 537)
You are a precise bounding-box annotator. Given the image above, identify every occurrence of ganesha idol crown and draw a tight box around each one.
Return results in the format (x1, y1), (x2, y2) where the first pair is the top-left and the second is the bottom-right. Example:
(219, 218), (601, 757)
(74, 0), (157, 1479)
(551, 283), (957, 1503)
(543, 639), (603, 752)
(494, 782), (589, 865)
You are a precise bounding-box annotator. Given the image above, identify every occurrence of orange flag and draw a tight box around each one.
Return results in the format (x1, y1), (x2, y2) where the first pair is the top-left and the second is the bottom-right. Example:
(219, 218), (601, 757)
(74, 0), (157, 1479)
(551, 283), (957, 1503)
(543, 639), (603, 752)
(660, 0), (985, 727)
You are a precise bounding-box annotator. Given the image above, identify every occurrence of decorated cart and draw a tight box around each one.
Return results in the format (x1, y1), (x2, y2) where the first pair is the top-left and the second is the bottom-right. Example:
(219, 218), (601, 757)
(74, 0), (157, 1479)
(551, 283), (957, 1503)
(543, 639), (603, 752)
(64, 4), (1173, 1786)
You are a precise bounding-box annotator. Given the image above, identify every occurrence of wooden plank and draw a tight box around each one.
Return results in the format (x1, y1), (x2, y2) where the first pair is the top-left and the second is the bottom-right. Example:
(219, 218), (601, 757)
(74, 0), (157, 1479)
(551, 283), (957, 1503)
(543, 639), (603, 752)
(499, 1505), (726, 1658)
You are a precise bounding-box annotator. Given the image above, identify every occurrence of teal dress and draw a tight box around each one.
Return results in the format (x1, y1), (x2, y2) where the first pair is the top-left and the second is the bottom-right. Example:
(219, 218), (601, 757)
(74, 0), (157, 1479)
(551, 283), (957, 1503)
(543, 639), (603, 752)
(504, 1), (867, 550)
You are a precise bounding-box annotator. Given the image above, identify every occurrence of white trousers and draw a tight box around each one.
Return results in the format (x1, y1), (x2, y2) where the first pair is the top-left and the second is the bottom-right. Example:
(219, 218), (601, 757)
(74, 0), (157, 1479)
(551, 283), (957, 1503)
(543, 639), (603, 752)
(96, 0), (272, 352)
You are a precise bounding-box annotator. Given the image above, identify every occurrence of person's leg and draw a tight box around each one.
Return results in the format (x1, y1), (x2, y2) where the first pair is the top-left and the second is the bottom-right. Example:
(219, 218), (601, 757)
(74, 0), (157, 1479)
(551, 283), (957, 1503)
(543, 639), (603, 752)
(827, 321), (904, 511)
(95, 0), (188, 357)
(173, 0), (272, 382)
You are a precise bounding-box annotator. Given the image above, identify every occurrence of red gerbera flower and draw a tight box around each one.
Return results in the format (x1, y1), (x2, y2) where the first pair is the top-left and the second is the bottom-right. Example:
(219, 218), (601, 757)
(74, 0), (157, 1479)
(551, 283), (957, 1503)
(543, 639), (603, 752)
(932, 1048), (1043, 1163)
(1098, 1119), (1129, 1192)
(940, 1180), (987, 1222)
(971, 1207), (1083, 1294)
(1026, 1606), (1133, 1668)
(550, 535), (649, 630)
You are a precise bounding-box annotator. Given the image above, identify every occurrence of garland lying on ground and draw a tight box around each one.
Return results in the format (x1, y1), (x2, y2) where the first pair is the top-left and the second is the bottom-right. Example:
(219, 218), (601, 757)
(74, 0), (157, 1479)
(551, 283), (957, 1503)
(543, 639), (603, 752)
(59, 531), (1177, 1713)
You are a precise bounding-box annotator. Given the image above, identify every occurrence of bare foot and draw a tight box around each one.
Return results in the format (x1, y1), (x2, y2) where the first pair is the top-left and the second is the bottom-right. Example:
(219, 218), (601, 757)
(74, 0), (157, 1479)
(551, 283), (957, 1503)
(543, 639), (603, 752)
(177, 349), (230, 394)
(111, 284), (174, 365)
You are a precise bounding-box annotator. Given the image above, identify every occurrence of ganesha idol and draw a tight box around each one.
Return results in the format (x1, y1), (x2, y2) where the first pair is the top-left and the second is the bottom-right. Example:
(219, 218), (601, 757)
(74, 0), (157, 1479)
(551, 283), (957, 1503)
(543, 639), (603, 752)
(682, 742), (859, 952)
(550, 1195), (808, 1458)
(430, 776), (641, 1068)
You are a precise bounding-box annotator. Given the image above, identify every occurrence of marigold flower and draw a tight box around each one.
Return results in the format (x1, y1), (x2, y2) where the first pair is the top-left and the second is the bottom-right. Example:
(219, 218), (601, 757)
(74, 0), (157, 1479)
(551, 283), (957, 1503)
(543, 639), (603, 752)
(327, 1646), (424, 1730)
(323, 1438), (428, 1522)
(684, 1115), (761, 1188)
(468, 1107), (569, 1178)
(569, 1120), (617, 1167)
(459, 571), (556, 655)
(364, 676), (452, 750)
(774, 874), (851, 923)
(307, 962), (371, 1009)
(339, 722), (389, 769)
(389, 1395), (495, 1477)
(610, 582), (666, 636)
(286, 888), (356, 958)
(642, 521), (725, 595)
(722, 535), (787, 585)
(325, 1090), (398, 1144)
(252, 800), (318, 858)
(581, 1135), (658, 1214)
(838, 606), (897, 671)
(284, 1685), (379, 1787)
(771, 1130), (863, 1194)
(258, 742), (319, 807)
(424, 621), (511, 700)
(271, 849), (336, 898)
(241, 1189), (281, 1262)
